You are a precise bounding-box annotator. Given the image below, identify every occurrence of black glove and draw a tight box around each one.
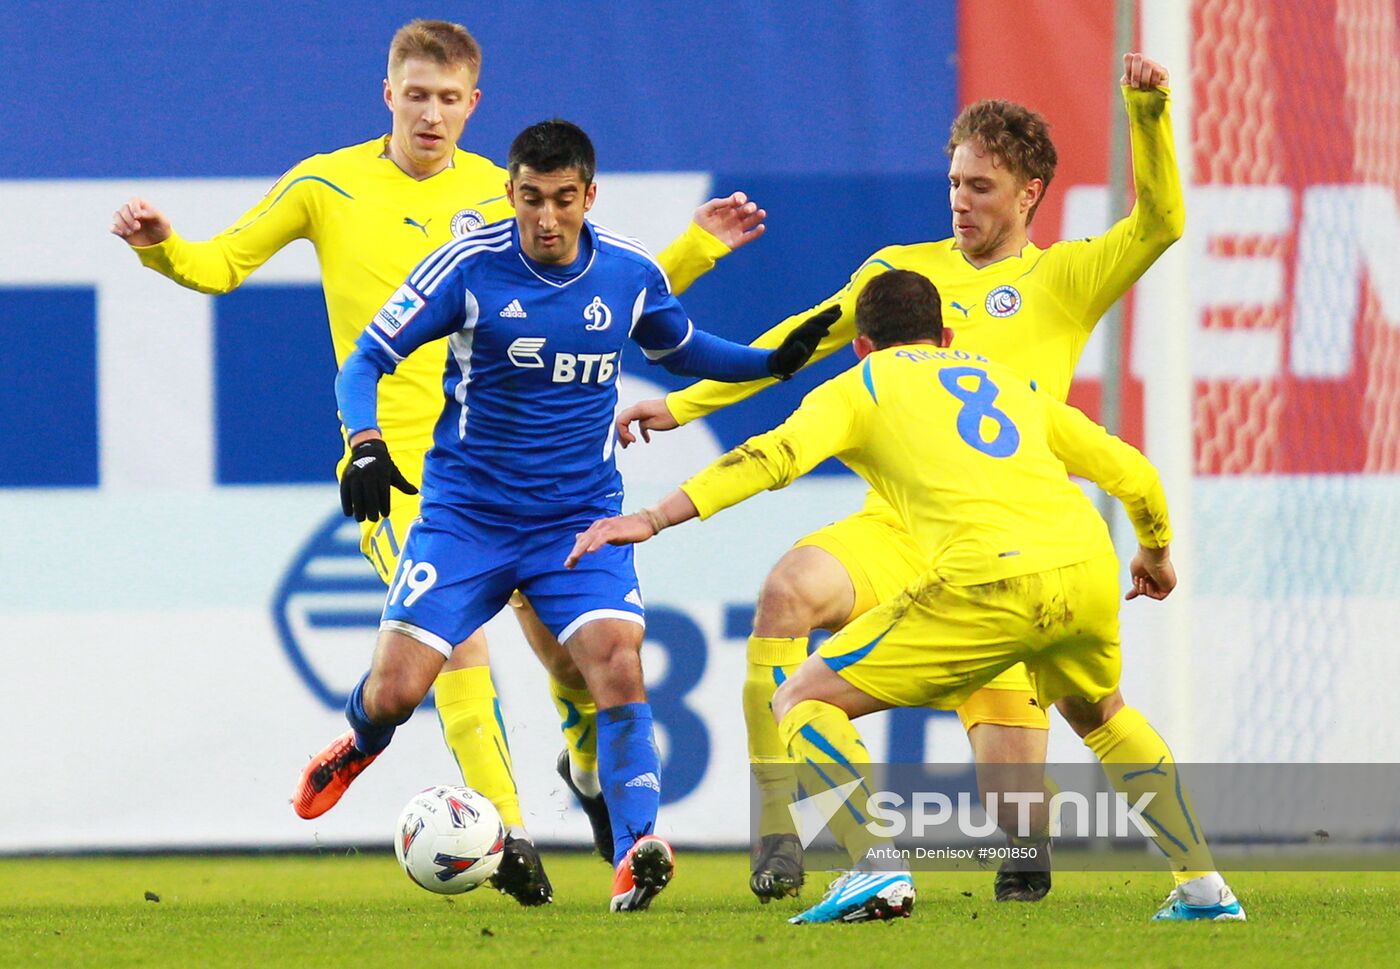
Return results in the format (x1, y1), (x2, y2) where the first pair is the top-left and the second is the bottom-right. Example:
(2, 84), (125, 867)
(766, 305), (842, 380)
(339, 438), (418, 522)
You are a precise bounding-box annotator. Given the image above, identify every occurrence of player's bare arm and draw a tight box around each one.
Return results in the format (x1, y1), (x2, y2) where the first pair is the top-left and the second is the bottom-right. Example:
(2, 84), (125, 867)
(616, 305), (841, 446)
(615, 397), (679, 447)
(693, 191), (766, 249)
(109, 197), (173, 248)
(565, 490), (700, 568)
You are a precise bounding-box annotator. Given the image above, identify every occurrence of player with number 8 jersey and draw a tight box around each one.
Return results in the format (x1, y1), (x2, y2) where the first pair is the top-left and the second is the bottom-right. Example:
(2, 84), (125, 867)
(682, 343), (1131, 598)
(616, 53), (1184, 902)
(569, 269), (1243, 924)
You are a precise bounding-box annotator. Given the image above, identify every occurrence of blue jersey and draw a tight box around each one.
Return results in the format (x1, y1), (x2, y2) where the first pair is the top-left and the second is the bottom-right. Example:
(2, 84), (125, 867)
(339, 218), (770, 516)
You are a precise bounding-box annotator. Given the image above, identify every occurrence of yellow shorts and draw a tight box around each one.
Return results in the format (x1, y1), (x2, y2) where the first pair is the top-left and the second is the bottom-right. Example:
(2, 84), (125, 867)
(794, 496), (1048, 729)
(817, 553), (1122, 712)
(338, 447), (428, 585)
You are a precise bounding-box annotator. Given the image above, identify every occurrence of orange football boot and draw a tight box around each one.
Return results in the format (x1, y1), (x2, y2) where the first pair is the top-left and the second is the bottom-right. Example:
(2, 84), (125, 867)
(609, 835), (675, 912)
(293, 730), (380, 819)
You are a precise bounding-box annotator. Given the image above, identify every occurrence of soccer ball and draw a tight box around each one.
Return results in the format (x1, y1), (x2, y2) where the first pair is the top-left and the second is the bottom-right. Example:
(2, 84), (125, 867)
(394, 785), (505, 894)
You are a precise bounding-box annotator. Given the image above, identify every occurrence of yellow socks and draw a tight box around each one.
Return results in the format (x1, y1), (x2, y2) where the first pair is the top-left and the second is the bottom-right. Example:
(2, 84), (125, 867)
(549, 678), (599, 786)
(434, 666), (523, 829)
(778, 698), (886, 865)
(1084, 706), (1215, 882)
(744, 636), (809, 837)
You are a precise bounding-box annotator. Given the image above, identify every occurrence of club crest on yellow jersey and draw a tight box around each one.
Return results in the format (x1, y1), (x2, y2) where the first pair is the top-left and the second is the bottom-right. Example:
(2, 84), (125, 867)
(985, 285), (1022, 318)
(451, 208), (486, 236)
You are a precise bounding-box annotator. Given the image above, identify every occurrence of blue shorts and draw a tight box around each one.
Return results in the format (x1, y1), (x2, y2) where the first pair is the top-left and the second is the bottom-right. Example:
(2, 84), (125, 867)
(379, 502), (645, 656)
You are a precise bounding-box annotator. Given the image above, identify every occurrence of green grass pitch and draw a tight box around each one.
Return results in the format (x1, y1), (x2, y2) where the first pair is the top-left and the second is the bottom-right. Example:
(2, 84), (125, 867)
(2, 852), (1395, 968)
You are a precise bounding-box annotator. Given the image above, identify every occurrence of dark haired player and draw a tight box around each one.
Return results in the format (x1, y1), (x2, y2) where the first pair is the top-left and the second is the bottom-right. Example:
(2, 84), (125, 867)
(300, 119), (836, 912)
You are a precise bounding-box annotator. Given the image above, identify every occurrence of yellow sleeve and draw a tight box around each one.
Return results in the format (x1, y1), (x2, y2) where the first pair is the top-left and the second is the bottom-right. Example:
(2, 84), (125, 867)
(1042, 396), (1171, 548)
(655, 221), (731, 296)
(665, 254), (895, 425)
(1044, 85), (1185, 327)
(130, 161), (318, 295)
(680, 376), (862, 519)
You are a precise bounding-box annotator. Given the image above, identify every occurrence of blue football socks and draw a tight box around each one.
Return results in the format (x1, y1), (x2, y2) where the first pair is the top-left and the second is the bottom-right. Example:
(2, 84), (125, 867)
(597, 703), (661, 865)
(345, 673), (398, 755)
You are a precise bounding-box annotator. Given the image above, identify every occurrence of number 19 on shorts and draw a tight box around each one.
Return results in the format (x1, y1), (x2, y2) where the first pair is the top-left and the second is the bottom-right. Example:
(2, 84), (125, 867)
(389, 559), (438, 608)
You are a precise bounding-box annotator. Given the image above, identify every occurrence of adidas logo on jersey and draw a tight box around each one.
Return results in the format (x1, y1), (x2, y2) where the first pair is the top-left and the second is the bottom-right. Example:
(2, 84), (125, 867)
(624, 588), (644, 608)
(624, 772), (660, 792)
(499, 299), (528, 318)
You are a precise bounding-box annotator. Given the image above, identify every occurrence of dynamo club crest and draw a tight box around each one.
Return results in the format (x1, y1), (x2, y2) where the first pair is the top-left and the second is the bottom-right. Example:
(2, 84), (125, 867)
(583, 295), (613, 331)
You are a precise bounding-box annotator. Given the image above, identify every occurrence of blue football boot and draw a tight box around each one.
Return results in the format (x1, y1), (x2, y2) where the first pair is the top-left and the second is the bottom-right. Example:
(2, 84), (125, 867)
(1152, 881), (1247, 921)
(788, 870), (915, 924)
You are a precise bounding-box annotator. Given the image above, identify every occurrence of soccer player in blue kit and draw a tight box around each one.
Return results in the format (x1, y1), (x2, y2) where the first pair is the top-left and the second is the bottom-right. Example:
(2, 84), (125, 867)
(307, 119), (837, 912)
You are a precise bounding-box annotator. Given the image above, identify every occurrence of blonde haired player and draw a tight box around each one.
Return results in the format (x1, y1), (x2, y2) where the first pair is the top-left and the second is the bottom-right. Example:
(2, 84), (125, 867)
(616, 52), (1181, 902)
(110, 18), (765, 904)
(571, 270), (1245, 924)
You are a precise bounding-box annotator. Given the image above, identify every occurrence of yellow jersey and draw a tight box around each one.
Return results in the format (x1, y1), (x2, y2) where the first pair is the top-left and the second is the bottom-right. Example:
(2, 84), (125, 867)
(133, 136), (730, 452)
(682, 346), (1171, 585)
(666, 86), (1182, 421)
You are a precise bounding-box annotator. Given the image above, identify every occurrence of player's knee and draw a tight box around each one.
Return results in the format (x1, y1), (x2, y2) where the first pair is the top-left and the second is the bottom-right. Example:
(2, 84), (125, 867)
(599, 645), (642, 686)
(363, 673), (424, 725)
(1056, 691), (1124, 738)
(771, 678), (800, 724)
(581, 638), (644, 703)
(755, 562), (824, 635)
